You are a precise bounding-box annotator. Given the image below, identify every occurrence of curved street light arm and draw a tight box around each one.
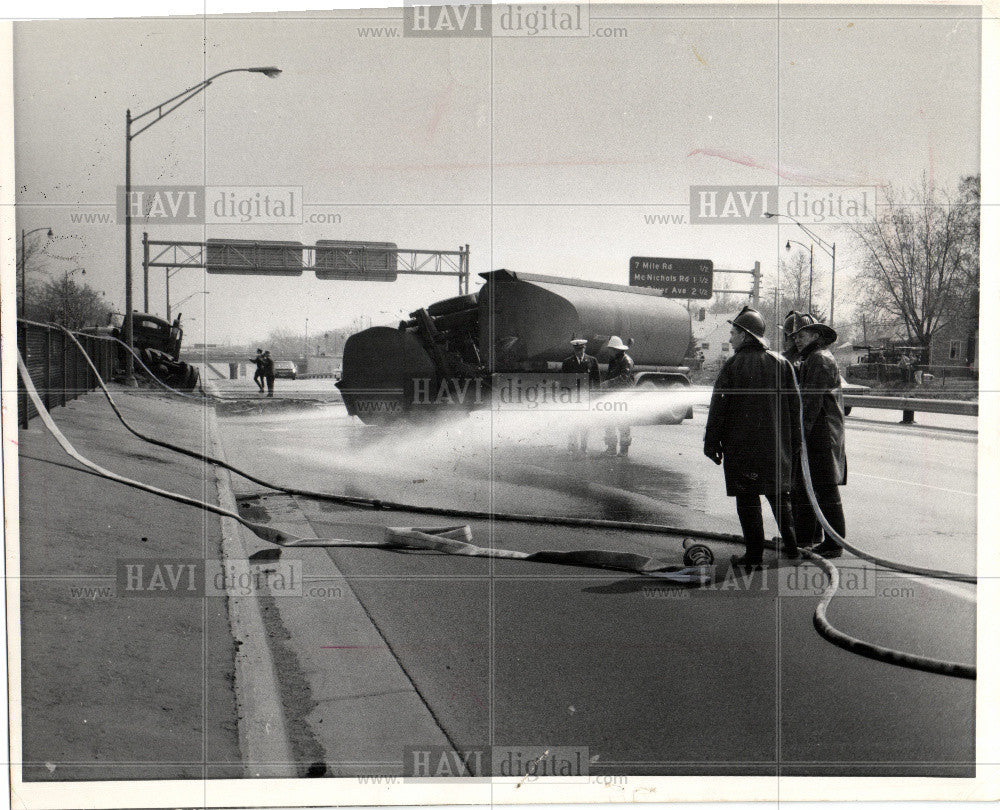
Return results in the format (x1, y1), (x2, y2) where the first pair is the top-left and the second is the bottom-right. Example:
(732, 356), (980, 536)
(130, 67), (280, 138)
(765, 212), (834, 256)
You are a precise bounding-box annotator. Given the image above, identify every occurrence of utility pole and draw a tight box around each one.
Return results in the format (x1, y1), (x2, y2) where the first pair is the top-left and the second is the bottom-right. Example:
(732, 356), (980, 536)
(21, 227), (54, 317)
(751, 261), (761, 308)
(830, 243), (837, 329)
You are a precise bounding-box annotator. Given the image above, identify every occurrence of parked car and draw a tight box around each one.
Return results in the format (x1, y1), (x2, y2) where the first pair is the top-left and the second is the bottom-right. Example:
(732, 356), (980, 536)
(840, 377), (870, 416)
(273, 360), (297, 379)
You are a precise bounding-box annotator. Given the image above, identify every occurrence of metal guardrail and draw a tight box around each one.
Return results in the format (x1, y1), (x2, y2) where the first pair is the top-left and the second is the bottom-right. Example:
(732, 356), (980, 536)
(844, 394), (978, 422)
(16, 320), (116, 428)
(846, 363), (977, 384)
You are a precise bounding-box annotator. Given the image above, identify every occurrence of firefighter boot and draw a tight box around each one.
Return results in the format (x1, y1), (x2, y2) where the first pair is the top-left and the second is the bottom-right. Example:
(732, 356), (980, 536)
(730, 554), (763, 572)
(810, 541), (843, 559)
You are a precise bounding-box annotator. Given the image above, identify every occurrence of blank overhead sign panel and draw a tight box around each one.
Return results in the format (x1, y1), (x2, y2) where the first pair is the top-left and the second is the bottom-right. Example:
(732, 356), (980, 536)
(629, 256), (713, 299)
(205, 239), (304, 275)
(314, 240), (398, 281)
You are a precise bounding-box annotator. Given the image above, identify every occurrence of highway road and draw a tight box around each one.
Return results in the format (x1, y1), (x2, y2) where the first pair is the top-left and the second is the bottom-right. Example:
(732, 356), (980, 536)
(212, 381), (976, 778)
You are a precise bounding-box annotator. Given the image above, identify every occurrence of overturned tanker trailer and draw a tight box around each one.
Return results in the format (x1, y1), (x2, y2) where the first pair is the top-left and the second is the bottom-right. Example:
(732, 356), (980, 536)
(337, 269), (693, 424)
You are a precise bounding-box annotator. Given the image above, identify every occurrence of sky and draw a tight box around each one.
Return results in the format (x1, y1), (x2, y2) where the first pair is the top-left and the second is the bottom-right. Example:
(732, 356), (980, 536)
(12, 3), (981, 345)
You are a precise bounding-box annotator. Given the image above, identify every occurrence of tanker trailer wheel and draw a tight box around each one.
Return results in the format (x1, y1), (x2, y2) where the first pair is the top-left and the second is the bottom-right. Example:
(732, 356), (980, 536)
(426, 294), (479, 317)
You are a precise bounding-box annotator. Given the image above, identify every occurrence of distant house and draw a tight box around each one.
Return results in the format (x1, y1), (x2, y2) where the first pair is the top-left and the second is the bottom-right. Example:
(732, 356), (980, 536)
(691, 309), (733, 368)
(928, 296), (979, 372)
(929, 312), (978, 373)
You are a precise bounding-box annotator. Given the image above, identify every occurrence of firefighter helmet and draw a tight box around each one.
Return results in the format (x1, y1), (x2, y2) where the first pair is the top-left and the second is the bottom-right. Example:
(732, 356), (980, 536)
(728, 306), (768, 348)
(791, 313), (837, 345)
(783, 310), (804, 337)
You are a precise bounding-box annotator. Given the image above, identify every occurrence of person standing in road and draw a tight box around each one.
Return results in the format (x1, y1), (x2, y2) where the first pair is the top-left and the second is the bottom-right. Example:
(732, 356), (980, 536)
(262, 350), (276, 398)
(251, 348), (265, 393)
(562, 337), (601, 455)
(602, 336), (635, 457)
(704, 306), (801, 570)
(783, 311), (822, 547)
(790, 315), (847, 559)
(782, 311), (803, 366)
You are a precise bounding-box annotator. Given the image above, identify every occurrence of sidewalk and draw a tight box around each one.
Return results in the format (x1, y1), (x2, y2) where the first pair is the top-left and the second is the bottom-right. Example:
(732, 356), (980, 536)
(15, 389), (242, 781)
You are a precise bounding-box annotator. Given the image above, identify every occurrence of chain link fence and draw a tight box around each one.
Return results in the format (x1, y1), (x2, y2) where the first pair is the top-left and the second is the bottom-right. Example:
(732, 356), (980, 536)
(17, 320), (116, 428)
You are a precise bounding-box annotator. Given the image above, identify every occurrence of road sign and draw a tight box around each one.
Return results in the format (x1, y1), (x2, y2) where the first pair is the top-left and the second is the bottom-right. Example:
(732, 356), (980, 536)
(205, 239), (304, 275)
(314, 240), (398, 281)
(629, 257), (713, 299)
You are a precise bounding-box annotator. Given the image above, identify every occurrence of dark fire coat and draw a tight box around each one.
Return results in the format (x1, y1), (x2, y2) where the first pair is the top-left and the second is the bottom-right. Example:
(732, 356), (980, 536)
(795, 341), (847, 486)
(604, 353), (635, 390)
(705, 341), (800, 496)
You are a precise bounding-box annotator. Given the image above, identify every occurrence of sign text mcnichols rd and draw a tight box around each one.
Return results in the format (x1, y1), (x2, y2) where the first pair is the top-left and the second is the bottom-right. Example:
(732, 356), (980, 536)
(629, 256), (714, 299)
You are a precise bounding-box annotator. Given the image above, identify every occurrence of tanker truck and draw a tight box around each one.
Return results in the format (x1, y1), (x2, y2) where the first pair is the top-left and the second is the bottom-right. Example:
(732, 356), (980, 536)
(337, 269), (693, 424)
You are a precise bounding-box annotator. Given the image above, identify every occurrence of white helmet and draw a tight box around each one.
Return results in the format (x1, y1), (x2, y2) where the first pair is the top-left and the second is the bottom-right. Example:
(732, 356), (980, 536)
(606, 335), (630, 351)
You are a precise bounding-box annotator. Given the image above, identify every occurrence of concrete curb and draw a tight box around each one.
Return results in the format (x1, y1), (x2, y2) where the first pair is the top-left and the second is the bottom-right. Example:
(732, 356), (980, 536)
(205, 407), (296, 778)
(233, 494), (457, 776)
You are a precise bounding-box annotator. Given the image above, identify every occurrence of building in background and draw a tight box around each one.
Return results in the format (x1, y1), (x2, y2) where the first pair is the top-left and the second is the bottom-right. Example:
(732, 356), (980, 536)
(691, 308), (732, 369)
(929, 315), (978, 375)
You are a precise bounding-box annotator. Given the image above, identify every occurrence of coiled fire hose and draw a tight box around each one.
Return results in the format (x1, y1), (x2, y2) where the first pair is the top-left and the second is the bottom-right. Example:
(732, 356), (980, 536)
(787, 362), (975, 679)
(18, 323), (976, 677)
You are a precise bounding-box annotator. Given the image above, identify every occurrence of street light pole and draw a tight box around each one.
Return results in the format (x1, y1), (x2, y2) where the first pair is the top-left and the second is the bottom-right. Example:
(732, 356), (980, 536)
(123, 66), (281, 384)
(165, 267), (182, 320)
(62, 267), (85, 327)
(830, 242), (836, 327)
(124, 108), (134, 383)
(169, 290), (209, 321)
(785, 239), (814, 311)
(767, 212), (835, 328)
(20, 226), (54, 317)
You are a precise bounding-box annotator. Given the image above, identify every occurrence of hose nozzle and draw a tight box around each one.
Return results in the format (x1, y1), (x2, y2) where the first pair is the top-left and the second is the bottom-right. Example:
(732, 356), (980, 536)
(682, 537), (715, 567)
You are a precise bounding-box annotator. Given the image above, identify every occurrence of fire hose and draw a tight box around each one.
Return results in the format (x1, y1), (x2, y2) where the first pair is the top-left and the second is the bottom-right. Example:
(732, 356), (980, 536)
(17, 324), (976, 678)
(787, 364), (975, 679)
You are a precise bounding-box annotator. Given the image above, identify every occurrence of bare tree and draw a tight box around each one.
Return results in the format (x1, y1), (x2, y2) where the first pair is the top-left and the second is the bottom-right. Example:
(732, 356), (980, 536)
(16, 234), (51, 313)
(262, 327), (308, 360)
(952, 174), (980, 325)
(849, 297), (905, 346)
(851, 178), (977, 349)
(757, 256), (827, 339)
(33, 275), (112, 329)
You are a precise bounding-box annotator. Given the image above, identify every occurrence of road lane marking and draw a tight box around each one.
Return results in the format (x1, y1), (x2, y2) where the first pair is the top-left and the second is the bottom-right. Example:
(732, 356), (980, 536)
(853, 472), (976, 497)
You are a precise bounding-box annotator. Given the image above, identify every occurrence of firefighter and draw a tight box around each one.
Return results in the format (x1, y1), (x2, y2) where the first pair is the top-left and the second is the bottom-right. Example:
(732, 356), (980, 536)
(898, 353), (913, 384)
(704, 306), (800, 570)
(562, 337), (601, 455)
(782, 310), (803, 365)
(602, 336), (634, 456)
(790, 314), (847, 558)
(251, 348), (265, 393)
(783, 311), (822, 547)
(261, 350), (275, 397)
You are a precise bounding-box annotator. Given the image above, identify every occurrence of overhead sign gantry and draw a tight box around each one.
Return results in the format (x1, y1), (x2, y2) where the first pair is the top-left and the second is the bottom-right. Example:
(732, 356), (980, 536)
(140, 233), (471, 312)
